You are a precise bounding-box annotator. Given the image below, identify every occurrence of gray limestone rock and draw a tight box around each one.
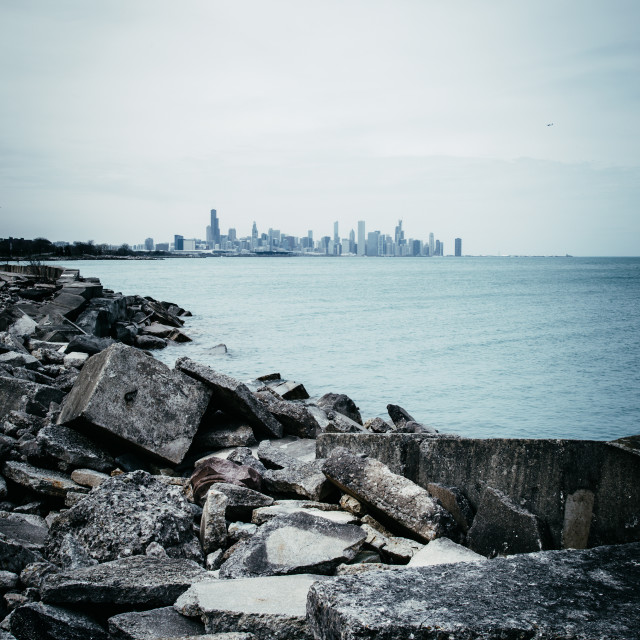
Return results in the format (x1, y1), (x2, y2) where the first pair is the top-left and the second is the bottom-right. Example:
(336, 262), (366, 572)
(33, 424), (114, 473)
(360, 523), (422, 563)
(69, 468), (109, 488)
(0, 534), (44, 574)
(45, 470), (202, 566)
(427, 482), (474, 533)
(2, 462), (88, 499)
(253, 391), (320, 439)
(10, 601), (108, 640)
(322, 448), (458, 542)
(200, 488), (228, 554)
(363, 417), (393, 433)
(193, 419), (257, 451)
(408, 536), (486, 566)
(208, 483), (273, 521)
(175, 574), (329, 640)
(0, 352), (39, 371)
(57, 344), (212, 465)
(316, 393), (362, 425)
(307, 542), (640, 640)
(0, 570), (18, 591)
(257, 438), (317, 466)
(40, 555), (207, 607)
(0, 511), (48, 574)
(265, 379), (309, 401)
(108, 606), (205, 640)
(386, 403), (415, 427)
(252, 502), (357, 526)
(133, 334), (167, 350)
(263, 461), (332, 502)
(218, 511), (366, 579)
(0, 377), (64, 422)
(467, 485), (546, 557)
(65, 335), (115, 356)
(175, 358), (283, 440)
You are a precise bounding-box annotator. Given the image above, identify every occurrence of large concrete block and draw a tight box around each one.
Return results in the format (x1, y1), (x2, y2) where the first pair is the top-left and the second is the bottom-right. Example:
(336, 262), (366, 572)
(58, 344), (212, 464)
(317, 434), (640, 549)
(322, 448), (458, 542)
(176, 358), (283, 439)
(308, 543), (640, 640)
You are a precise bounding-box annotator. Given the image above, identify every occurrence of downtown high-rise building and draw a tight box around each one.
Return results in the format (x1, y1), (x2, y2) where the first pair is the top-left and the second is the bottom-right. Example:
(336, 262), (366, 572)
(210, 209), (220, 248)
(357, 221), (366, 255)
(429, 232), (435, 257)
(455, 238), (462, 256)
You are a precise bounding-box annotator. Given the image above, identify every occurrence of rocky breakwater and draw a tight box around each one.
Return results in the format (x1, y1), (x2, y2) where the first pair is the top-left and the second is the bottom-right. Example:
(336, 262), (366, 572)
(0, 265), (637, 639)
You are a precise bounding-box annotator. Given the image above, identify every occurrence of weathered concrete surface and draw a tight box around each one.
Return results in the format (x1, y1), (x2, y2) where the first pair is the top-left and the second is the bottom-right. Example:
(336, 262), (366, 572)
(58, 344), (212, 464)
(209, 483), (274, 521)
(317, 434), (640, 549)
(34, 424), (115, 473)
(107, 606), (205, 640)
(2, 461), (88, 499)
(46, 471), (201, 566)
(0, 376), (64, 421)
(408, 537), (486, 567)
(175, 574), (329, 640)
(175, 358), (283, 439)
(466, 486), (546, 557)
(252, 502), (357, 527)
(219, 512), (366, 579)
(40, 556), (207, 607)
(200, 488), (228, 554)
(0, 511), (48, 572)
(322, 449), (457, 542)
(10, 601), (109, 640)
(307, 542), (640, 640)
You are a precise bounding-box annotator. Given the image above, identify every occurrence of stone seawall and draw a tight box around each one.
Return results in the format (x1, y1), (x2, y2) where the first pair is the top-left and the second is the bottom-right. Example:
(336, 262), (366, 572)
(316, 433), (640, 550)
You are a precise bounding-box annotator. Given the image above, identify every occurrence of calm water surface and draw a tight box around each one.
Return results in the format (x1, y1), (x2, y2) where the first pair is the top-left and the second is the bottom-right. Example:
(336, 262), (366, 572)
(58, 257), (640, 441)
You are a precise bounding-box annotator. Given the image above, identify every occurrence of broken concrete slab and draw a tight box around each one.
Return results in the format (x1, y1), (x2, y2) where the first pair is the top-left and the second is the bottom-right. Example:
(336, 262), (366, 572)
(107, 606), (205, 640)
(307, 542), (640, 640)
(40, 556), (208, 607)
(10, 601), (109, 640)
(360, 523), (422, 563)
(253, 391), (320, 439)
(175, 358), (283, 439)
(408, 537), (486, 566)
(46, 471), (202, 566)
(2, 461), (88, 499)
(200, 488), (228, 554)
(34, 424), (114, 473)
(208, 483), (273, 521)
(252, 502), (357, 526)
(262, 461), (332, 502)
(57, 344), (212, 465)
(466, 486), (546, 557)
(175, 574), (329, 640)
(218, 511), (366, 579)
(426, 482), (474, 533)
(322, 448), (457, 542)
(0, 512), (49, 573)
(0, 377), (64, 422)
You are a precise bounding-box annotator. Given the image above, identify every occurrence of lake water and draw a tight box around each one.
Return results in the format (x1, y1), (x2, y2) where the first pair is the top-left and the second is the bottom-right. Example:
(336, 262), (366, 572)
(57, 256), (640, 441)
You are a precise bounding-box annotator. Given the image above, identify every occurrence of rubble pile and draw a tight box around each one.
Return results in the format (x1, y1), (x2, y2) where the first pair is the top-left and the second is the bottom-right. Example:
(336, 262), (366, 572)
(0, 264), (638, 639)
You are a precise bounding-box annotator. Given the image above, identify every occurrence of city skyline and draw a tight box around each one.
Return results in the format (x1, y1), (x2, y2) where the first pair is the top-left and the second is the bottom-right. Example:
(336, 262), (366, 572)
(1, 2), (639, 256)
(143, 209), (460, 256)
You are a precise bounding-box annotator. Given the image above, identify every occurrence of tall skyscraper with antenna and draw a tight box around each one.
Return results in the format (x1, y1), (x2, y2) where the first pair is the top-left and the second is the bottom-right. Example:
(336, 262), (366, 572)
(210, 209), (220, 248)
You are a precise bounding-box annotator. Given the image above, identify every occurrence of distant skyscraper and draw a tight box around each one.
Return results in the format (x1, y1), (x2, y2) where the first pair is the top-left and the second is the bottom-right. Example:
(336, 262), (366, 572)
(367, 231), (380, 257)
(144, 237), (154, 251)
(435, 239), (442, 256)
(206, 225), (212, 247)
(174, 234), (184, 251)
(228, 228), (237, 241)
(429, 232), (435, 257)
(210, 209), (220, 248)
(333, 221), (339, 254)
(251, 221), (258, 249)
(455, 238), (462, 256)
(357, 221), (365, 256)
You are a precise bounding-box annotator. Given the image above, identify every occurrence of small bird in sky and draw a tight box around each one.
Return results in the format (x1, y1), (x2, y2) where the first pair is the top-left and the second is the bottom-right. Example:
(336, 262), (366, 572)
(546, 123), (554, 126)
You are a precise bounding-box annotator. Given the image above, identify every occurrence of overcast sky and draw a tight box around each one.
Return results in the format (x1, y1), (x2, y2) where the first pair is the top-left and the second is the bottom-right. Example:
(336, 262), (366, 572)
(1, 1), (639, 255)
